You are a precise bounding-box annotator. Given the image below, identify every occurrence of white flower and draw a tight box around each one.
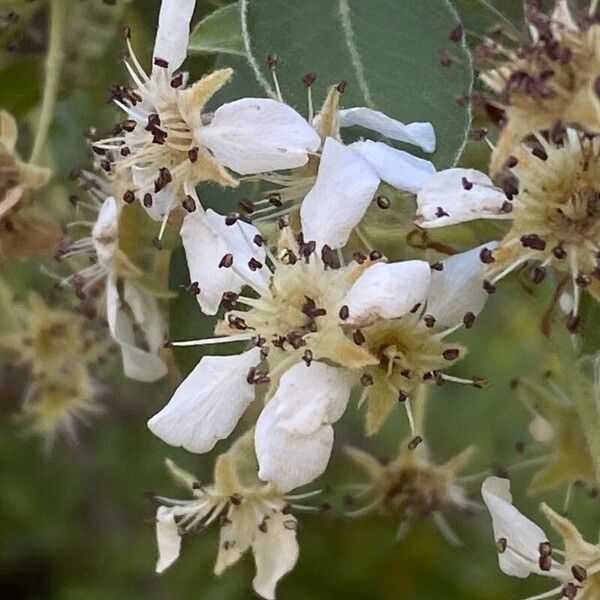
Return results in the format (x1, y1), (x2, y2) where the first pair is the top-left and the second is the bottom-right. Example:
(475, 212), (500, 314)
(416, 129), (600, 328)
(482, 476), (600, 599)
(95, 0), (319, 226)
(149, 210), (494, 488)
(59, 191), (168, 382)
(154, 453), (306, 599)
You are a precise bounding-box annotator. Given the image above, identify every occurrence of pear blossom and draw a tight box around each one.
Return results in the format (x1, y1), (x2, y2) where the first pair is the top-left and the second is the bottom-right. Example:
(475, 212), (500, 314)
(94, 0), (320, 228)
(153, 448), (311, 600)
(344, 442), (479, 545)
(475, 0), (600, 173)
(148, 207), (494, 489)
(250, 85), (437, 250)
(416, 129), (600, 329)
(482, 476), (600, 599)
(58, 185), (168, 382)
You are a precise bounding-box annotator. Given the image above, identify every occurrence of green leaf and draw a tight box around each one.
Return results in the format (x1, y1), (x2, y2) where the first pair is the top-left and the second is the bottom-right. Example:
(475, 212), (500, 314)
(453, 0), (524, 37)
(168, 247), (244, 376)
(580, 294), (600, 354)
(240, 0), (473, 168)
(188, 2), (245, 57)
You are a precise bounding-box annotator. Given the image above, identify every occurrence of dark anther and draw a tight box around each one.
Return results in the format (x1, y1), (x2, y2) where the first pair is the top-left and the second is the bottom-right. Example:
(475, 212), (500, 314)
(431, 262), (444, 271)
(154, 167), (172, 193)
(502, 177), (519, 200)
(321, 244), (335, 268)
(353, 329), (365, 345)
(120, 146), (131, 157)
(68, 195), (80, 206)
(436, 206), (449, 218)
(553, 245), (567, 259)
(336, 80), (347, 94)
(561, 583), (577, 599)
(438, 48), (453, 67)
(182, 196), (196, 212)
(520, 234), (546, 251)
(567, 313), (581, 334)
(571, 565), (587, 583)
(500, 200), (513, 213)
(143, 193), (153, 208)
(225, 213), (238, 226)
(302, 350), (313, 366)
(483, 280), (496, 294)
(239, 199), (254, 214)
(408, 436), (423, 451)
(496, 538), (507, 553)
(123, 190), (136, 204)
(538, 542), (552, 557)
(154, 57), (169, 68)
(170, 73), (184, 88)
(469, 128), (488, 141)
(410, 303), (422, 314)
(221, 291), (239, 310)
(480, 247), (495, 264)
(268, 193), (282, 207)
(397, 390), (408, 402)
(461, 177), (473, 190)
(302, 72), (317, 87)
(549, 120), (566, 145)
(339, 305), (349, 320)
(277, 216), (288, 229)
(576, 272), (591, 287)
(248, 257), (263, 271)
(91, 145), (106, 156)
(463, 312), (475, 328)
(230, 493), (242, 506)
(152, 237), (163, 250)
(531, 266), (546, 284)
(100, 159), (111, 172)
(532, 146), (548, 161)
(258, 519), (268, 533)
(219, 254), (233, 268)
(266, 54), (278, 70)
(505, 155), (518, 168)
(360, 373), (373, 386)
(449, 23), (463, 42)
(376, 195), (390, 209)
(186, 282), (200, 295)
(353, 252), (367, 264)
(253, 234), (265, 247)
(423, 314), (436, 328)
(188, 147), (199, 162)
(122, 119), (136, 132)
(442, 348), (460, 360)
(369, 250), (382, 261)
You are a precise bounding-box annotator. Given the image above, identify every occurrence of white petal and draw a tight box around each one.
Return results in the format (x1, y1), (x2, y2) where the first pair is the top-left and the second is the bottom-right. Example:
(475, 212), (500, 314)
(214, 503), (256, 575)
(147, 348), (261, 453)
(481, 477), (551, 579)
(132, 166), (176, 221)
(155, 506), (181, 574)
(425, 242), (498, 330)
(416, 168), (508, 228)
(123, 281), (166, 352)
(338, 107), (436, 153)
(349, 140), (436, 193)
(252, 511), (299, 600)
(181, 209), (266, 315)
(106, 276), (168, 382)
(300, 137), (380, 250)
(201, 98), (321, 174)
(255, 362), (351, 492)
(92, 196), (119, 268)
(342, 260), (431, 327)
(529, 415), (555, 444)
(153, 0), (196, 72)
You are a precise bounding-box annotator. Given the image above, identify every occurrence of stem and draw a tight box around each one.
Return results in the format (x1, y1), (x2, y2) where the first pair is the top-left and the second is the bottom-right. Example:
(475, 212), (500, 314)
(30, 0), (66, 165)
(412, 384), (428, 437)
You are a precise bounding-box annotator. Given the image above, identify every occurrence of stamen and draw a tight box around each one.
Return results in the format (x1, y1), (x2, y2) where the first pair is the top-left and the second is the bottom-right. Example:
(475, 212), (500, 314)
(168, 334), (254, 347)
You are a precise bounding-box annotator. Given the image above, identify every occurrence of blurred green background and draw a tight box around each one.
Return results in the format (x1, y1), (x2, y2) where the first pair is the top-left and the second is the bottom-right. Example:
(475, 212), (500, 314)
(1, 1), (599, 599)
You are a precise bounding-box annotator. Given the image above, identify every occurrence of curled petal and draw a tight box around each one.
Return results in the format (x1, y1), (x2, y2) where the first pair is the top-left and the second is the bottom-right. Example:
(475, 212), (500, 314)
(153, 0), (196, 72)
(425, 242), (498, 330)
(214, 503), (256, 575)
(92, 196), (119, 267)
(338, 107), (436, 153)
(181, 209), (266, 315)
(416, 168), (507, 228)
(300, 137), (380, 250)
(349, 140), (436, 193)
(155, 506), (181, 574)
(481, 477), (556, 579)
(342, 260), (431, 327)
(255, 362), (352, 492)
(201, 98), (321, 175)
(147, 348), (261, 453)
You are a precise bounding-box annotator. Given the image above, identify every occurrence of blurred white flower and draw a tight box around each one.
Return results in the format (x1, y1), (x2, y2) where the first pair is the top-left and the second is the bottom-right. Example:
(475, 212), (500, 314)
(482, 476), (600, 599)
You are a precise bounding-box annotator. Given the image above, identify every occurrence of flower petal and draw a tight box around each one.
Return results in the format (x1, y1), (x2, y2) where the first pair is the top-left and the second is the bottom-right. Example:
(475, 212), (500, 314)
(0, 109), (18, 153)
(338, 107), (436, 153)
(252, 511), (299, 600)
(255, 362), (351, 492)
(92, 196), (119, 268)
(415, 168), (508, 228)
(201, 98), (321, 175)
(481, 477), (552, 579)
(147, 347), (261, 453)
(349, 140), (436, 193)
(106, 276), (168, 382)
(425, 242), (498, 330)
(155, 506), (181, 574)
(181, 209), (266, 315)
(300, 137), (380, 250)
(132, 166), (176, 221)
(214, 503), (256, 575)
(123, 281), (166, 352)
(153, 0), (196, 72)
(342, 260), (431, 327)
